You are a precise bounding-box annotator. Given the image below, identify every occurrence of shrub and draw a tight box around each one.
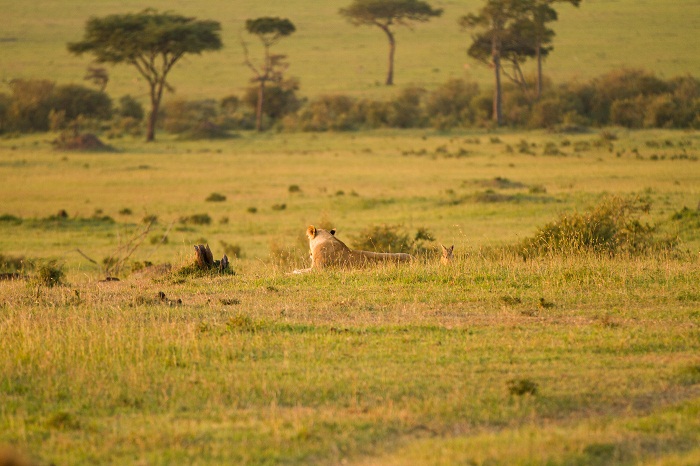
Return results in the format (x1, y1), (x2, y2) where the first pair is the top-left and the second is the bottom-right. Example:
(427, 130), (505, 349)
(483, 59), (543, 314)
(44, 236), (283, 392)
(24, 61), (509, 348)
(243, 78), (301, 123)
(33, 260), (65, 287)
(6, 79), (55, 132)
(51, 84), (112, 121)
(425, 79), (479, 129)
(160, 99), (231, 139)
(293, 95), (359, 131)
(610, 97), (646, 128)
(517, 196), (668, 257)
(349, 224), (435, 255)
(179, 213), (211, 225)
(507, 378), (538, 396)
(220, 240), (243, 258)
(528, 97), (560, 129)
(117, 95), (144, 121)
(205, 192), (227, 202)
(589, 68), (669, 124)
(387, 86), (427, 128)
(0, 253), (26, 274)
(350, 224), (413, 253)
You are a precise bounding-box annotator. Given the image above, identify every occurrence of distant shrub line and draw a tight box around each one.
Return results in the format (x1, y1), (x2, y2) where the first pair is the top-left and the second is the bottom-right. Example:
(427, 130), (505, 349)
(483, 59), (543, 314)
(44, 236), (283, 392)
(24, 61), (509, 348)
(0, 68), (697, 138)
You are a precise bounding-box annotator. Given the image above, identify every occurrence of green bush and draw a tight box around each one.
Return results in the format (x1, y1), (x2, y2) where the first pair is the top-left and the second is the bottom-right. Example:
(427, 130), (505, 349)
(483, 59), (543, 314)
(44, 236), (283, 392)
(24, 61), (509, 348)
(179, 213), (212, 225)
(33, 260), (65, 287)
(387, 86), (427, 128)
(350, 224), (413, 253)
(51, 84), (112, 121)
(425, 79), (479, 129)
(349, 224), (435, 255)
(6, 79), (55, 132)
(117, 95), (144, 121)
(243, 78), (301, 123)
(610, 96), (646, 128)
(292, 94), (360, 131)
(517, 196), (669, 257)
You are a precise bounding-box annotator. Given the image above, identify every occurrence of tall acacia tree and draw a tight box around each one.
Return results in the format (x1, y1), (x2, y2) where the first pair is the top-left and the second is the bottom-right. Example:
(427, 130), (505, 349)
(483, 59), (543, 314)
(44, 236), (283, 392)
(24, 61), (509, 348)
(340, 0), (443, 86)
(528, 0), (581, 99)
(68, 10), (222, 142)
(460, 0), (525, 126)
(242, 17), (296, 132)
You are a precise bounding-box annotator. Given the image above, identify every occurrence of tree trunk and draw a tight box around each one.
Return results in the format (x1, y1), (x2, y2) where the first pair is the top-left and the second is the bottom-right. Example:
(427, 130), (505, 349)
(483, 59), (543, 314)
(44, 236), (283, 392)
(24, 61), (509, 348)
(536, 40), (543, 100)
(146, 98), (158, 142)
(492, 32), (503, 126)
(381, 25), (395, 86)
(146, 80), (164, 142)
(493, 54), (502, 126)
(256, 80), (265, 132)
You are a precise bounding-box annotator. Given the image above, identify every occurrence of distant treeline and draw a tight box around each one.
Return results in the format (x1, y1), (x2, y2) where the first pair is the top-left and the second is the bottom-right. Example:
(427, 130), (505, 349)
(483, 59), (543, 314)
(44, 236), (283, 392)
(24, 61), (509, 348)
(1, 68), (698, 138)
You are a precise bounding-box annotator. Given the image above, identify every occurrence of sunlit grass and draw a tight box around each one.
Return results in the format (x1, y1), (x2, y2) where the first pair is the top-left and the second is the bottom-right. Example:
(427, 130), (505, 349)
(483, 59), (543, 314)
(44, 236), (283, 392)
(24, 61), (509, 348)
(1, 128), (699, 464)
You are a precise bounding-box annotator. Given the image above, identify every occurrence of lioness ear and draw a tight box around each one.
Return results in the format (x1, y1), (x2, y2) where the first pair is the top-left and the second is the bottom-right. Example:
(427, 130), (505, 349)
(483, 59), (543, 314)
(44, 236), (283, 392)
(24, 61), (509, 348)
(330, 229), (336, 236)
(307, 225), (317, 239)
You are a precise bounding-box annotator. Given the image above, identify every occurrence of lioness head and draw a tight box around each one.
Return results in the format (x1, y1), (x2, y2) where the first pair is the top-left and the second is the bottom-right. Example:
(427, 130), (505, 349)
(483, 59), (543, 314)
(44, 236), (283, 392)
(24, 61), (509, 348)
(307, 225), (336, 240)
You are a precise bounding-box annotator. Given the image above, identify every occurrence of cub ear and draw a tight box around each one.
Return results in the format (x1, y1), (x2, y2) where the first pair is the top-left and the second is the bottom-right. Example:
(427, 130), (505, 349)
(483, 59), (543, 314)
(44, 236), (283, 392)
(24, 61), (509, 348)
(307, 225), (317, 239)
(330, 228), (336, 236)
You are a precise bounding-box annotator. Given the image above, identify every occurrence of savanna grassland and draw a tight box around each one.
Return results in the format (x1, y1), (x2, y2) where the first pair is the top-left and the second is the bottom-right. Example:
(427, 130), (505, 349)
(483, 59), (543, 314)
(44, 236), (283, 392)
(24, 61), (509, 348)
(2, 0), (700, 464)
(2, 0), (699, 100)
(1, 128), (700, 465)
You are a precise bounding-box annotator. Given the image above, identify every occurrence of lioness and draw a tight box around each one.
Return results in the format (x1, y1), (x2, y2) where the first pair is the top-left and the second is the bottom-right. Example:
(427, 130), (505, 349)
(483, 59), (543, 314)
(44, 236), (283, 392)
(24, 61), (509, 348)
(292, 225), (413, 274)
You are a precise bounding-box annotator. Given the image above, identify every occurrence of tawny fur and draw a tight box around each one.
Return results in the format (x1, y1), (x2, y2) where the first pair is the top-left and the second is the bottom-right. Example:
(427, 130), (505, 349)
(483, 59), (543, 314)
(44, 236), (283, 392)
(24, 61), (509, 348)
(293, 225), (413, 274)
(440, 244), (454, 265)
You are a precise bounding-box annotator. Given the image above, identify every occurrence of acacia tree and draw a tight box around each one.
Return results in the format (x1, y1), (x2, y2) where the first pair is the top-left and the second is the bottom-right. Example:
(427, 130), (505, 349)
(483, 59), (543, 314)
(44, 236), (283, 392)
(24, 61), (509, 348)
(340, 0), (443, 86)
(460, 0), (525, 126)
(68, 10), (222, 141)
(528, 0), (581, 99)
(242, 17), (296, 132)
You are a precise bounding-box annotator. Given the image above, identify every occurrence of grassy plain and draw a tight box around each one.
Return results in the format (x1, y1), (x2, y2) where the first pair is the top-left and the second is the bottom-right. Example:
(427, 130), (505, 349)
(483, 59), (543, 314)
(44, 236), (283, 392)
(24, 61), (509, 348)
(2, 1), (700, 463)
(1, 0), (699, 101)
(1, 128), (700, 465)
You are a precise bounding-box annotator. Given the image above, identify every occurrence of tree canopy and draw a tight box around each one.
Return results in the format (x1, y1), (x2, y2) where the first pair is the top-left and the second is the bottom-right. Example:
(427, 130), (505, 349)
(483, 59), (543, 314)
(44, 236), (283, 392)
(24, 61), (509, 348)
(243, 17), (297, 131)
(68, 9), (222, 141)
(340, 0), (443, 85)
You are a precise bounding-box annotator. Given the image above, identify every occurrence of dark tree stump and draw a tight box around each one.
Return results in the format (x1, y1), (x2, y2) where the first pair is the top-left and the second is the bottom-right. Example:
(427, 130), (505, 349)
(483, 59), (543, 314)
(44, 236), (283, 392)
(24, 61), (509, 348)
(194, 244), (230, 272)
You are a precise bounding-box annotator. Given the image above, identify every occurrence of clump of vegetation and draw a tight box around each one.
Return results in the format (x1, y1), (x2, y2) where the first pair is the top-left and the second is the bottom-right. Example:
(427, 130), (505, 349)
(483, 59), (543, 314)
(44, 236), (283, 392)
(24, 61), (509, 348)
(0, 214), (23, 225)
(517, 196), (671, 257)
(507, 378), (538, 396)
(179, 213), (212, 225)
(142, 214), (158, 225)
(32, 260), (65, 287)
(288, 184), (301, 193)
(220, 240), (243, 258)
(226, 314), (260, 333)
(46, 411), (81, 430)
(0, 253), (27, 280)
(350, 224), (435, 255)
(271, 203), (286, 211)
(247, 207), (258, 214)
(205, 192), (226, 202)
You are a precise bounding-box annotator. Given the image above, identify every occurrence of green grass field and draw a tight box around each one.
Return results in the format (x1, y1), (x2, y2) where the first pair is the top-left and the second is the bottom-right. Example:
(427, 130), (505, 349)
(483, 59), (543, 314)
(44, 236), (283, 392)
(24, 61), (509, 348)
(2, 0), (699, 101)
(1, 128), (699, 465)
(1, 1), (700, 464)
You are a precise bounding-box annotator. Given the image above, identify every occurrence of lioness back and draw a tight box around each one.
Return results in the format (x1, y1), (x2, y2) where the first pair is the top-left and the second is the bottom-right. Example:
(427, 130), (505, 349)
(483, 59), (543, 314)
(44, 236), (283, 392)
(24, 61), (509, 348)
(297, 225), (413, 272)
